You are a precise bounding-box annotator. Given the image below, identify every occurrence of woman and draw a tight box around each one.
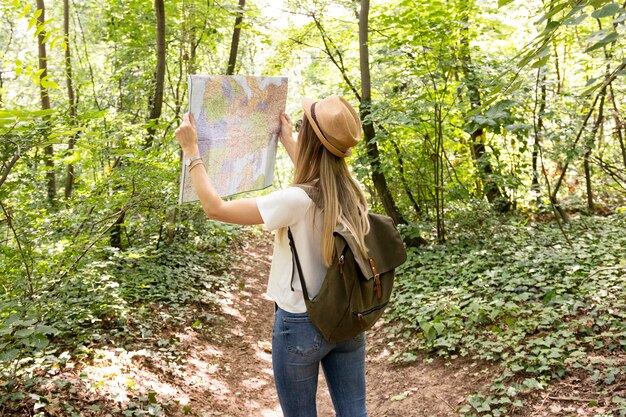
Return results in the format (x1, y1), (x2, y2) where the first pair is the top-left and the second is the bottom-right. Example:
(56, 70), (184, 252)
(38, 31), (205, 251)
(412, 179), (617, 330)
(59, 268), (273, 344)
(175, 95), (369, 417)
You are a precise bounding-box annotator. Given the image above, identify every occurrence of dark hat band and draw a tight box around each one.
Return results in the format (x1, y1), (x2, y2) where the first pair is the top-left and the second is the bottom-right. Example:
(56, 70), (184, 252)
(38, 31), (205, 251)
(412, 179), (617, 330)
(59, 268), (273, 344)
(310, 102), (327, 142)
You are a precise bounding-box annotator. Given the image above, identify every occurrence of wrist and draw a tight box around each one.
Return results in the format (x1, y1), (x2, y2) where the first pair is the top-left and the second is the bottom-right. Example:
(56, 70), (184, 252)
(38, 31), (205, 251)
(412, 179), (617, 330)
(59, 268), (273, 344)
(183, 147), (200, 157)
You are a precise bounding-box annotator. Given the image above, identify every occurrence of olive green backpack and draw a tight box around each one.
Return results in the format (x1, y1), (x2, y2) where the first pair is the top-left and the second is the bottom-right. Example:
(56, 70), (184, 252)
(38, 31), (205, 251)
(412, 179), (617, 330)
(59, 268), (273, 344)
(287, 187), (407, 343)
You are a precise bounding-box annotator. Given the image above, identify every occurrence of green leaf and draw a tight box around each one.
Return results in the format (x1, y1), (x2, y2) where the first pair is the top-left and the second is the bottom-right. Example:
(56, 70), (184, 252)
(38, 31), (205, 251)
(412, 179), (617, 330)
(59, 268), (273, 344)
(28, 16), (38, 30)
(614, 14), (626, 23)
(35, 325), (59, 335)
(14, 328), (35, 338)
(531, 55), (550, 68)
(585, 31), (619, 53)
(26, 334), (49, 349)
(148, 392), (157, 404)
(563, 13), (588, 26)
(40, 77), (59, 90)
(391, 391), (410, 401)
(0, 349), (19, 362)
(591, 3), (624, 18)
(537, 2), (568, 24)
(540, 20), (561, 36)
(498, 0), (514, 7)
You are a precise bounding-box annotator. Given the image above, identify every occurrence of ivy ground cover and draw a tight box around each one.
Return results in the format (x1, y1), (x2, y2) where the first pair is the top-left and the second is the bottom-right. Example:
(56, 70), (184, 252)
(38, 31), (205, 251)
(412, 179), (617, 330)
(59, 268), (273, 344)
(387, 213), (626, 416)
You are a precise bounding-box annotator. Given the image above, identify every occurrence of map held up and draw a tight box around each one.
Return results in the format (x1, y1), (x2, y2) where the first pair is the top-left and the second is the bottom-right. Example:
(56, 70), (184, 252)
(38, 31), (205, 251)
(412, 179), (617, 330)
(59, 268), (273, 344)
(179, 75), (288, 204)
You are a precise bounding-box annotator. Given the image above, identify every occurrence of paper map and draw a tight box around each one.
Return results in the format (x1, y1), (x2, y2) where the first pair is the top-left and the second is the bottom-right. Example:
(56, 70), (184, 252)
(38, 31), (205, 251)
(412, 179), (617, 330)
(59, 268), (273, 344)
(179, 75), (288, 204)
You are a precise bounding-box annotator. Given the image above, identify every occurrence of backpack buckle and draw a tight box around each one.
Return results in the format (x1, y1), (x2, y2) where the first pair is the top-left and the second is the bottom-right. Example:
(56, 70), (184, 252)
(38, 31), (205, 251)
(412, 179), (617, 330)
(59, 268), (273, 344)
(369, 258), (382, 299)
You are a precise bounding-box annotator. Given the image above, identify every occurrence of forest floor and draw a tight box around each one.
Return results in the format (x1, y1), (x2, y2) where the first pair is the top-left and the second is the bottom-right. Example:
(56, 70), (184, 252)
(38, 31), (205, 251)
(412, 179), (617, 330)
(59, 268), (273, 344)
(27, 231), (494, 417)
(17, 229), (624, 416)
(161, 234), (496, 417)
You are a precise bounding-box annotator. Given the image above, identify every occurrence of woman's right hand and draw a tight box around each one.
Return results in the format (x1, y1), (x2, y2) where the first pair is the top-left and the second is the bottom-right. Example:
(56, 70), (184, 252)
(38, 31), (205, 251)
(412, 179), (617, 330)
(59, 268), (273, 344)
(175, 112), (200, 156)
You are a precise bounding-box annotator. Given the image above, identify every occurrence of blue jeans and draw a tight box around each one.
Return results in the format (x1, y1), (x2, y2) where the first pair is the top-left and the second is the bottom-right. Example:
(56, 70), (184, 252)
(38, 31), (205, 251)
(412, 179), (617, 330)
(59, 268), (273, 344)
(272, 306), (368, 417)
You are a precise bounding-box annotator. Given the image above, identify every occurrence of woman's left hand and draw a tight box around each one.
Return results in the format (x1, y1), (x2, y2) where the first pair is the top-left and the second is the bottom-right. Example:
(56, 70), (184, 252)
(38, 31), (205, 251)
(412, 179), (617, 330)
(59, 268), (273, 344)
(279, 112), (294, 145)
(175, 113), (200, 156)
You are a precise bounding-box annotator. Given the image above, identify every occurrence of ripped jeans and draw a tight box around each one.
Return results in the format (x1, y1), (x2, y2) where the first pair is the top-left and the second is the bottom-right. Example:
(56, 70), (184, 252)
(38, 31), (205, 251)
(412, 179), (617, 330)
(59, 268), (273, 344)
(272, 306), (368, 417)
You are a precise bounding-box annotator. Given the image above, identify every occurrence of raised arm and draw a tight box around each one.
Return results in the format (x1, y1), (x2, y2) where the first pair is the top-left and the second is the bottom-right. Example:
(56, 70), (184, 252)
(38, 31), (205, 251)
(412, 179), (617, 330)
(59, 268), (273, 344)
(175, 113), (263, 225)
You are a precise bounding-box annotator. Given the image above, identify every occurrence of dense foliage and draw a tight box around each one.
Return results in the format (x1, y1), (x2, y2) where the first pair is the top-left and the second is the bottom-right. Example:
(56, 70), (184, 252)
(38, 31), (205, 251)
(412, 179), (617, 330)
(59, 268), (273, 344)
(1, 0), (626, 414)
(389, 212), (626, 416)
(0, 215), (239, 414)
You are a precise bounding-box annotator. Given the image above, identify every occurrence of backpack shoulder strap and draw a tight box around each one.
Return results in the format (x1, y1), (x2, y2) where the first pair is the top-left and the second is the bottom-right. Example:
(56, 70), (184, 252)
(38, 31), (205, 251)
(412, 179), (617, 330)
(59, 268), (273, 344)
(287, 227), (311, 301)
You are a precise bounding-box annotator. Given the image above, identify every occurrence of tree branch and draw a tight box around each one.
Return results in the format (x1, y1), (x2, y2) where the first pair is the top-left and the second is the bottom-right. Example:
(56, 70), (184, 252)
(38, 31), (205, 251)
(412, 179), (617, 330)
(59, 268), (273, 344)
(0, 200), (34, 295)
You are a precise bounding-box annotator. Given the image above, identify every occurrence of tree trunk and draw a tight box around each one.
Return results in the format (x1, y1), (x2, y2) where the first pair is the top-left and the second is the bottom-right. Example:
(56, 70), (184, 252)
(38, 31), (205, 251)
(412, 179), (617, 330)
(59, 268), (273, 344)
(358, 0), (406, 227)
(145, 0), (166, 147)
(389, 136), (421, 216)
(583, 150), (594, 213)
(532, 70), (546, 194)
(549, 63), (624, 220)
(63, 0), (78, 200)
(609, 84), (626, 170)
(110, 210), (126, 249)
(583, 90), (605, 214)
(1, 20), (15, 111)
(434, 105), (445, 243)
(36, 0), (56, 205)
(458, 0), (510, 212)
(226, 0), (245, 75)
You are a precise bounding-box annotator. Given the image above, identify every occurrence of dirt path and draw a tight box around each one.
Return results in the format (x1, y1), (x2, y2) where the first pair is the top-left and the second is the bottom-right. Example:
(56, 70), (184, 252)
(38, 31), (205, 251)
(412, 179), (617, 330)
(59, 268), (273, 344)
(169, 232), (495, 416)
(45, 232), (494, 416)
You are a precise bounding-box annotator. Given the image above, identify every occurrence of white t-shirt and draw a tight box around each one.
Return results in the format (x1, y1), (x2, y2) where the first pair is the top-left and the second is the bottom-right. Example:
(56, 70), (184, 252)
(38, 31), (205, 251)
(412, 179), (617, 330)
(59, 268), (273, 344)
(256, 186), (327, 313)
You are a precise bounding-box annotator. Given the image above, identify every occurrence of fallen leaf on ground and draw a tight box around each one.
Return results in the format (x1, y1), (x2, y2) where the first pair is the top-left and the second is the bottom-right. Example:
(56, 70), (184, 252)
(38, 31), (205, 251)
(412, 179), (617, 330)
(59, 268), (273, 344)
(390, 391), (410, 401)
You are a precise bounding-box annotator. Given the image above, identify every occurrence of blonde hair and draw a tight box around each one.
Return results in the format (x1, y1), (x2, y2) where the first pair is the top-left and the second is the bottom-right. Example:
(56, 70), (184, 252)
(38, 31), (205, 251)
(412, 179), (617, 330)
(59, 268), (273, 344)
(293, 116), (370, 266)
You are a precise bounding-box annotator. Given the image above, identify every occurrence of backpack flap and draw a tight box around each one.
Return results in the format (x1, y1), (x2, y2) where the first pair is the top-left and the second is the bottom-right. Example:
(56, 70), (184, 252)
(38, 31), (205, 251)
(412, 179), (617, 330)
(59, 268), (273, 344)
(334, 213), (407, 280)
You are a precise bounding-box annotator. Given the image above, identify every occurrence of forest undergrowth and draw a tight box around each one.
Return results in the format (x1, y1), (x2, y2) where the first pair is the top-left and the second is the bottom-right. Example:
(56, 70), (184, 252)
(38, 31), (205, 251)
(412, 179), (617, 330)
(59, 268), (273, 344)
(387, 210), (626, 417)
(0, 218), (242, 416)
(2, 207), (626, 416)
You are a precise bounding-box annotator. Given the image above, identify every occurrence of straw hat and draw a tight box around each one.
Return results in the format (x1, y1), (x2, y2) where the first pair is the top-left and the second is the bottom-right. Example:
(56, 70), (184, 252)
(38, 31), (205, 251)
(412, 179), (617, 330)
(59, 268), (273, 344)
(301, 96), (362, 158)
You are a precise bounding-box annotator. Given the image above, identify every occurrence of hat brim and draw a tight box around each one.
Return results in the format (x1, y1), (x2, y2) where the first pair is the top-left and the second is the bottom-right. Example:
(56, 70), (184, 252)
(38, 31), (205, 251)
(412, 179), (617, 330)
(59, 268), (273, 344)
(301, 98), (352, 157)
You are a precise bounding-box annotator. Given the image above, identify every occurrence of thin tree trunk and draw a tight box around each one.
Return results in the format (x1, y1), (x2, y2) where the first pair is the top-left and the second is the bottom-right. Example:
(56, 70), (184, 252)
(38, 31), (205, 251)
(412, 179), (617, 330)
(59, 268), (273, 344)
(310, 14), (361, 101)
(145, 0), (166, 147)
(609, 84), (626, 169)
(458, 0), (510, 212)
(584, 90), (605, 214)
(434, 105), (445, 242)
(532, 69), (546, 194)
(36, 0), (56, 205)
(553, 41), (562, 94)
(110, 210), (126, 249)
(583, 151), (594, 212)
(63, 0), (78, 200)
(550, 62), (625, 216)
(1, 20), (15, 109)
(226, 0), (245, 75)
(358, 0), (406, 228)
(389, 136), (421, 216)
(603, 12), (626, 170)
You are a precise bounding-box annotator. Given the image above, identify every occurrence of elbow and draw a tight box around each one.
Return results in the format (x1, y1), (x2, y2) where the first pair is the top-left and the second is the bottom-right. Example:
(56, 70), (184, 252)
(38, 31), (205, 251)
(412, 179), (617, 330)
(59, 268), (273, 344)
(203, 207), (215, 220)
(202, 199), (224, 221)
(203, 205), (218, 220)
